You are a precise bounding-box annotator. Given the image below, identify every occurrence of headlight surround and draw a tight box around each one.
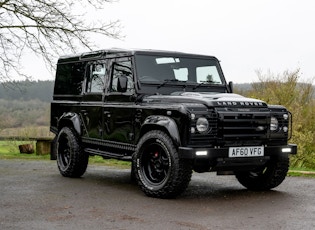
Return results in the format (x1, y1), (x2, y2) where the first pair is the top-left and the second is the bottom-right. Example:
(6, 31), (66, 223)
(270, 116), (279, 131)
(196, 117), (209, 133)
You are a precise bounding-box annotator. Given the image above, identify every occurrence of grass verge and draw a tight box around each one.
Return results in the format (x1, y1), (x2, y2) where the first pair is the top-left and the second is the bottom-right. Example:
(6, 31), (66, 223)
(0, 141), (130, 168)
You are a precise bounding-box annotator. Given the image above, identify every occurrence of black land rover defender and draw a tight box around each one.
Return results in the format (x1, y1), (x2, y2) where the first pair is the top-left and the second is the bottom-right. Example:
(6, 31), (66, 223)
(50, 48), (297, 198)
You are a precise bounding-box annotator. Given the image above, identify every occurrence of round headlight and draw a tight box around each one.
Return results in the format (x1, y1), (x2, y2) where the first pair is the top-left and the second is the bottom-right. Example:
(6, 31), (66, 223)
(196, 117), (209, 133)
(270, 117), (279, 131)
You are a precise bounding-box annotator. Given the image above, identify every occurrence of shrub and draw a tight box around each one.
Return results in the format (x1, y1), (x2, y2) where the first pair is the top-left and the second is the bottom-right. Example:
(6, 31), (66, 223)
(244, 69), (315, 168)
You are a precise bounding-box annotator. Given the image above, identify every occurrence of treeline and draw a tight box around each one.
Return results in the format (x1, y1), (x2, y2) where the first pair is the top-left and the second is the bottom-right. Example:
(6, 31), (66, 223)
(0, 99), (50, 129)
(0, 81), (53, 129)
(0, 80), (54, 102)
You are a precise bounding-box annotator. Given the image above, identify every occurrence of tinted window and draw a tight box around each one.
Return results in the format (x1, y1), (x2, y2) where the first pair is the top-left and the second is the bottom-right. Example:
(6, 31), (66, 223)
(54, 62), (85, 95)
(135, 54), (223, 84)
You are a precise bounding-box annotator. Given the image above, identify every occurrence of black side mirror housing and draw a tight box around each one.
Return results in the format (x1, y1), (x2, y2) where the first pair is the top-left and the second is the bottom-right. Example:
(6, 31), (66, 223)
(228, 81), (233, 93)
(117, 75), (128, 93)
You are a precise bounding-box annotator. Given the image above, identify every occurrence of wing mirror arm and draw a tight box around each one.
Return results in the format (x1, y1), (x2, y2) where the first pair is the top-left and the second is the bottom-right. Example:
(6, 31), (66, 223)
(228, 81), (233, 93)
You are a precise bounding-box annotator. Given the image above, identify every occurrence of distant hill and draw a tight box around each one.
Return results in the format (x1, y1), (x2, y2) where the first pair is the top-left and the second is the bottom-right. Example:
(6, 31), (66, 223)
(0, 80), (54, 102)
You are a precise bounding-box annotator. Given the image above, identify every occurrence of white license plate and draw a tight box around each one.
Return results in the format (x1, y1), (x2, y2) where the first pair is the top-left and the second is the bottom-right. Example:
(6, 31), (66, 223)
(228, 146), (264, 158)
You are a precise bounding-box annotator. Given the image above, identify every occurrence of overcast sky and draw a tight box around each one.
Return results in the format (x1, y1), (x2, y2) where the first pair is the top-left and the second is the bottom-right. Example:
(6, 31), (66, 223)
(24, 0), (315, 83)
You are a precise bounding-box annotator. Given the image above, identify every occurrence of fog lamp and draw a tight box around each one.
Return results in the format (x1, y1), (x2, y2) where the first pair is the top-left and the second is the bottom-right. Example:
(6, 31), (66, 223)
(196, 151), (208, 156)
(282, 148), (292, 153)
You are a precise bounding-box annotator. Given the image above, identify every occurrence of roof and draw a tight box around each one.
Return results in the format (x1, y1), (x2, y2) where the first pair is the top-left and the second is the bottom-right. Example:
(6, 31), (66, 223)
(57, 48), (217, 63)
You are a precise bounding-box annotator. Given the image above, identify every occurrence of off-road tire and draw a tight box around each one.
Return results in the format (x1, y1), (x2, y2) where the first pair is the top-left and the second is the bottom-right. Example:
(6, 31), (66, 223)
(235, 154), (289, 190)
(56, 127), (88, 178)
(133, 130), (192, 198)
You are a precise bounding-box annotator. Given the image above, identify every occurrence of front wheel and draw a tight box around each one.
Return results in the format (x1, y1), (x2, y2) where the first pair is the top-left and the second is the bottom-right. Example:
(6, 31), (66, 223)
(56, 127), (88, 178)
(235, 154), (289, 191)
(132, 130), (192, 198)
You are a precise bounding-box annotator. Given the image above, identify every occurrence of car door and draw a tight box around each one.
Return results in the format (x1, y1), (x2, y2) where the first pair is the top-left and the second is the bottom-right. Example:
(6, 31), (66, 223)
(103, 57), (136, 152)
(80, 60), (107, 139)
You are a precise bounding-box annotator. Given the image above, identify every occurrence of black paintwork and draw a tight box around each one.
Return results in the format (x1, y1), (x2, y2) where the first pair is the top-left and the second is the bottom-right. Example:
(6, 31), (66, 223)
(50, 48), (297, 172)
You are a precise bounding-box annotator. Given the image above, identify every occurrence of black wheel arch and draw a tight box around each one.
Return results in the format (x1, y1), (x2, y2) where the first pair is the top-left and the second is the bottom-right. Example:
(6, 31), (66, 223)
(57, 112), (82, 136)
(139, 115), (181, 147)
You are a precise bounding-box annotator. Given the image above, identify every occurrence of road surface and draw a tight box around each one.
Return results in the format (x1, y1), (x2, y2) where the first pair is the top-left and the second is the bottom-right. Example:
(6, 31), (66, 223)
(1, 159), (314, 230)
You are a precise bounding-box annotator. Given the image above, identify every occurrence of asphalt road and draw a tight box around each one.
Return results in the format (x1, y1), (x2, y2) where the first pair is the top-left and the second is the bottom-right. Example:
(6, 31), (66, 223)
(1, 159), (315, 230)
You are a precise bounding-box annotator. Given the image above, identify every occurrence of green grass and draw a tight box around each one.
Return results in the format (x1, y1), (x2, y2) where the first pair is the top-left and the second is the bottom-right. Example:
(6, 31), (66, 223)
(288, 167), (315, 178)
(0, 141), (131, 168)
(288, 171), (315, 178)
(0, 141), (50, 160)
(89, 156), (131, 168)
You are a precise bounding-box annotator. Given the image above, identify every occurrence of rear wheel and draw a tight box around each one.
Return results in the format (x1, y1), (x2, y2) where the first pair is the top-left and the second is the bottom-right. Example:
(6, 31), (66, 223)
(235, 154), (289, 190)
(133, 130), (192, 198)
(56, 127), (88, 177)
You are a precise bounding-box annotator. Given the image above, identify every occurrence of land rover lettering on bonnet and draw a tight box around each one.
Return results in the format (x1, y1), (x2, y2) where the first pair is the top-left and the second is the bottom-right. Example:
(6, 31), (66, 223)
(50, 49), (297, 198)
(215, 101), (265, 106)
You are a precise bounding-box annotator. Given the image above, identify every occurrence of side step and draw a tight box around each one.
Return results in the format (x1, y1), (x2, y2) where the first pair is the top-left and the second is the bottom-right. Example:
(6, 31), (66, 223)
(84, 148), (132, 161)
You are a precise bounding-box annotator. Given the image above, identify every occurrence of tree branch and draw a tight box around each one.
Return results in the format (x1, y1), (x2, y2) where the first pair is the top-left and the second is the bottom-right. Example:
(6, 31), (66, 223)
(0, 0), (122, 83)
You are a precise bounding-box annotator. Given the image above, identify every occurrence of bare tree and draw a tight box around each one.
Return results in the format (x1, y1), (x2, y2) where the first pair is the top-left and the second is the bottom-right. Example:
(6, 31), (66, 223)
(0, 0), (120, 83)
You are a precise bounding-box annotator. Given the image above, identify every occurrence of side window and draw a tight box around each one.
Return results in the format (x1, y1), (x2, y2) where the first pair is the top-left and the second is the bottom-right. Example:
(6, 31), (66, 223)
(110, 60), (134, 93)
(85, 62), (106, 93)
(54, 62), (85, 95)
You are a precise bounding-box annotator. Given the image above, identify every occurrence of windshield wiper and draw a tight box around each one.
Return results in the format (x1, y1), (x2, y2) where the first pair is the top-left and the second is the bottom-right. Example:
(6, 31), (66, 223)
(193, 80), (219, 90)
(157, 79), (182, 89)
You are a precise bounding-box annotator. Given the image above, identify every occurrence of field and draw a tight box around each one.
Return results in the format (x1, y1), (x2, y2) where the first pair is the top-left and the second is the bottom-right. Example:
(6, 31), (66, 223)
(0, 140), (49, 160)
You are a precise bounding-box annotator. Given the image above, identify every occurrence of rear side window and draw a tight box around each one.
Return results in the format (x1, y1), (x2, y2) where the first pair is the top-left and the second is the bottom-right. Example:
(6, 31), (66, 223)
(85, 62), (106, 93)
(54, 62), (85, 95)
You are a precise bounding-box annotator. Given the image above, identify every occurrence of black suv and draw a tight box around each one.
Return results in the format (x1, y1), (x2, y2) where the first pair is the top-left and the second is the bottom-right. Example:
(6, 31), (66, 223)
(50, 49), (297, 198)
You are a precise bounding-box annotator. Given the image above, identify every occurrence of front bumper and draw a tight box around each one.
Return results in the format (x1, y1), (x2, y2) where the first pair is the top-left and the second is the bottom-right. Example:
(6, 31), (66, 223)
(179, 144), (297, 159)
(179, 144), (297, 171)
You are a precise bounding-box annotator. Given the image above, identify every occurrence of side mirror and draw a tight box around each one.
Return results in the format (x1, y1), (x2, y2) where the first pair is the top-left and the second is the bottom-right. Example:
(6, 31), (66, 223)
(117, 75), (128, 93)
(228, 81), (233, 93)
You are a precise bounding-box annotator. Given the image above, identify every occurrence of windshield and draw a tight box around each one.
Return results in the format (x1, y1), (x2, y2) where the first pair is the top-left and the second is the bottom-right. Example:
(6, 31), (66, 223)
(135, 54), (223, 85)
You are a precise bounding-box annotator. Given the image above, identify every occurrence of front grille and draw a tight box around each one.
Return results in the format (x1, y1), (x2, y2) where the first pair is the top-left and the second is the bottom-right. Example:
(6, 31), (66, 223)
(188, 108), (272, 147)
(218, 111), (270, 141)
